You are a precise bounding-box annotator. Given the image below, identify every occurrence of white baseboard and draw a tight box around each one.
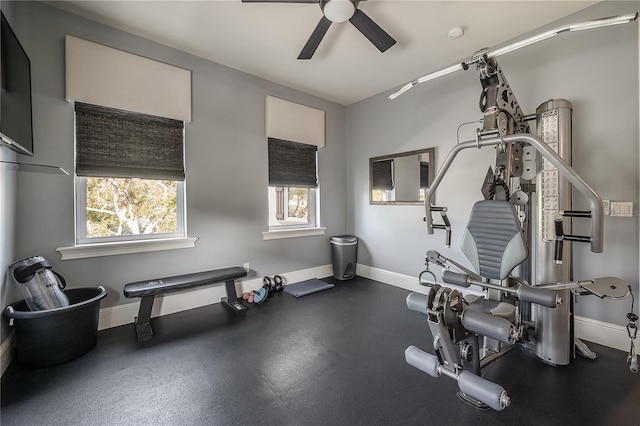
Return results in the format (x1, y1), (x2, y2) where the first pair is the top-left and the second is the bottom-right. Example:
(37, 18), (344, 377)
(357, 263), (637, 353)
(98, 264), (333, 330)
(355, 263), (485, 297)
(574, 314), (637, 352)
(3, 262), (633, 376)
(0, 264), (333, 375)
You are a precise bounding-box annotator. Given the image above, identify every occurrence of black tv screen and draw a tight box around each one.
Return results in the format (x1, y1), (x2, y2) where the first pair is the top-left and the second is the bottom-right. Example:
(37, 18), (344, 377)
(1, 11), (34, 156)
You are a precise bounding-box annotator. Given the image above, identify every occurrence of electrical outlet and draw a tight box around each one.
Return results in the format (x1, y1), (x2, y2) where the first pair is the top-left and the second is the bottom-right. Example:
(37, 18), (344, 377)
(243, 262), (250, 272)
(610, 201), (634, 217)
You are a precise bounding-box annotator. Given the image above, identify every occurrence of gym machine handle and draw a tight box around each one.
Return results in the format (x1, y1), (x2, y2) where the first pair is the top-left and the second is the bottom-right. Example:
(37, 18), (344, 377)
(442, 270), (471, 288)
(422, 133), (604, 253)
(460, 310), (516, 344)
(560, 210), (592, 218)
(554, 211), (598, 264)
(554, 217), (564, 264)
(442, 271), (559, 308)
(424, 207), (452, 247)
(517, 286), (559, 308)
(563, 235), (591, 243)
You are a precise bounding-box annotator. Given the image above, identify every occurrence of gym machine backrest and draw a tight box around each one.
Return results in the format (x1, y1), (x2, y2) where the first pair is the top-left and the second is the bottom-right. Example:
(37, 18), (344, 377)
(421, 132), (603, 253)
(405, 199), (559, 411)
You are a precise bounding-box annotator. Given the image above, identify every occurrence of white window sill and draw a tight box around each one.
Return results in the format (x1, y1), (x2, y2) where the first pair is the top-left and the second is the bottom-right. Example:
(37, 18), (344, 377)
(262, 227), (327, 241)
(57, 237), (198, 260)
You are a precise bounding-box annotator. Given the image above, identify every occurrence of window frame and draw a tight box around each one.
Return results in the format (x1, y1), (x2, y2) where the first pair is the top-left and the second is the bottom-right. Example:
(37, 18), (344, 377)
(266, 136), (321, 234)
(72, 102), (188, 246)
(268, 186), (318, 230)
(75, 176), (186, 245)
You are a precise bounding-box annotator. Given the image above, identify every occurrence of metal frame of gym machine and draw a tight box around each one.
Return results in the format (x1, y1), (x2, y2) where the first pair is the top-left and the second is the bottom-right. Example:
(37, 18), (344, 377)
(390, 12), (639, 411)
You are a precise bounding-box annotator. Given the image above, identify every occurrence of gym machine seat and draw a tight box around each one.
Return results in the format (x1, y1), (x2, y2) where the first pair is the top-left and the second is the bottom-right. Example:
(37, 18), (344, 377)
(406, 200), (560, 410)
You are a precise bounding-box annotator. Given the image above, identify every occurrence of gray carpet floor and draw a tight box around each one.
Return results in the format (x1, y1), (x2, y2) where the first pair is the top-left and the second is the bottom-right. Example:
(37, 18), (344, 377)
(2, 276), (639, 425)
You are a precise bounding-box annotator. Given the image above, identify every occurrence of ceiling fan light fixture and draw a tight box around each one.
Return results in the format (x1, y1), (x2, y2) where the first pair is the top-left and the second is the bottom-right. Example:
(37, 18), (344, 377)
(323, 0), (356, 23)
(447, 26), (464, 40)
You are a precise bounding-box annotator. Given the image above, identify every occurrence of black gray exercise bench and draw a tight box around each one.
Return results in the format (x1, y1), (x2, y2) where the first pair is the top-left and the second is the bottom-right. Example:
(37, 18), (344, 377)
(123, 267), (248, 342)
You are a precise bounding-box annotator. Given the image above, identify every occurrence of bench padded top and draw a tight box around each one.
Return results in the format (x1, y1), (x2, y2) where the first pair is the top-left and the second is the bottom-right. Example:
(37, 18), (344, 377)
(123, 267), (247, 298)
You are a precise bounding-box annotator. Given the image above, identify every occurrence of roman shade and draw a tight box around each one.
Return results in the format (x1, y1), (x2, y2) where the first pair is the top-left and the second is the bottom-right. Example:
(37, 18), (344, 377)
(65, 35), (191, 122)
(420, 161), (430, 188)
(75, 102), (185, 180)
(372, 159), (394, 190)
(265, 96), (325, 147)
(268, 138), (317, 188)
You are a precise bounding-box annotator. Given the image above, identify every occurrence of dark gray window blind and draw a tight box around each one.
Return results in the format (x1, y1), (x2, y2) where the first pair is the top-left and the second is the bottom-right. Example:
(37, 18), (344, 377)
(372, 159), (394, 190)
(420, 161), (430, 188)
(268, 138), (317, 188)
(75, 102), (185, 180)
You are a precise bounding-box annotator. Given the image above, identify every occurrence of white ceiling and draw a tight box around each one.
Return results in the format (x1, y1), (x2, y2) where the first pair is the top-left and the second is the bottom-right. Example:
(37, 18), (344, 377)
(46, 0), (597, 105)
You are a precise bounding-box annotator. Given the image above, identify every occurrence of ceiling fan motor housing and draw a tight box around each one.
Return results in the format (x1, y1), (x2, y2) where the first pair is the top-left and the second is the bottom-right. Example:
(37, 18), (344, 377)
(321, 0), (358, 23)
(241, 0), (394, 59)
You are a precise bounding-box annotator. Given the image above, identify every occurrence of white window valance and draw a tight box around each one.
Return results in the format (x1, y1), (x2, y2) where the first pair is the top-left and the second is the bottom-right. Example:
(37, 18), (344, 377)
(65, 35), (191, 122)
(265, 96), (325, 147)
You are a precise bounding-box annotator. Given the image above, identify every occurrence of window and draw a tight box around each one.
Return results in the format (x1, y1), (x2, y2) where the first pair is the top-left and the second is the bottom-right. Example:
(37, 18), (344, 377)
(74, 102), (186, 244)
(268, 186), (317, 228)
(371, 158), (394, 202)
(76, 177), (185, 243)
(267, 138), (319, 231)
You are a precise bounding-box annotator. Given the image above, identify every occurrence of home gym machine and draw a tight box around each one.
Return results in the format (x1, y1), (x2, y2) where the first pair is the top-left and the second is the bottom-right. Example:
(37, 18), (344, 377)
(390, 13), (638, 411)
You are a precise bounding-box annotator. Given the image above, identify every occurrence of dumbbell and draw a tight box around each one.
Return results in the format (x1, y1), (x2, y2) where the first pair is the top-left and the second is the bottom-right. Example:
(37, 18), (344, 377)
(253, 277), (271, 304)
(273, 275), (285, 292)
(252, 275), (287, 305)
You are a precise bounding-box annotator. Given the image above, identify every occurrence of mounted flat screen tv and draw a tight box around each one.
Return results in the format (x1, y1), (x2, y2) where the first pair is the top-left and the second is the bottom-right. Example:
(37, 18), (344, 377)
(1, 11), (34, 156)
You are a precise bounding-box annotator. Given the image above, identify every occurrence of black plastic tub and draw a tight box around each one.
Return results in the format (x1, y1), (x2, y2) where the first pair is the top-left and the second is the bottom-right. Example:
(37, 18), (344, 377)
(4, 287), (107, 369)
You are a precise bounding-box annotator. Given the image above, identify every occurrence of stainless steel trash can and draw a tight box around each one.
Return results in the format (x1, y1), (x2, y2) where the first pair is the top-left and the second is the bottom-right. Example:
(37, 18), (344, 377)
(330, 235), (358, 280)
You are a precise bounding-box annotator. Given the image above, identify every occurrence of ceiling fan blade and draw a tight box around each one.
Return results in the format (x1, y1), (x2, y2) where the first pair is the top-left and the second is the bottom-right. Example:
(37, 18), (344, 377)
(298, 16), (332, 60)
(241, 0), (319, 3)
(349, 8), (396, 53)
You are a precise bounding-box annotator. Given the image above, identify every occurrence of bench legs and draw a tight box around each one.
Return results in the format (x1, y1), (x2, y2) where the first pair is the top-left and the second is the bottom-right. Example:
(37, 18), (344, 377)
(221, 279), (249, 314)
(134, 295), (155, 342)
(133, 279), (247, 342)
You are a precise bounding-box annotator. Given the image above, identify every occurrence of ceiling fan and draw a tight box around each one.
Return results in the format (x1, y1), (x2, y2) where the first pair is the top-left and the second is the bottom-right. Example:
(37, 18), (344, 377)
(241, 0), (396, 59)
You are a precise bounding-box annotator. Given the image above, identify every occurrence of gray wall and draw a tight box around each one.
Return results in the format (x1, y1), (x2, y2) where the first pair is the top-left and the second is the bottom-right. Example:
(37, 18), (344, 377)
(346, 1), (639, 326)
(0, 146), (18, 345)
(2, 0), (638, 351)
(6, 1), (347, 316)
(0, 1), (21, 345)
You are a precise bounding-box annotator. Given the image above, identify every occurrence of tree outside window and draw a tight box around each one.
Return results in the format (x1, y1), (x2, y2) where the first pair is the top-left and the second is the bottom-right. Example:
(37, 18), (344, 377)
(85, 177), (178, 238)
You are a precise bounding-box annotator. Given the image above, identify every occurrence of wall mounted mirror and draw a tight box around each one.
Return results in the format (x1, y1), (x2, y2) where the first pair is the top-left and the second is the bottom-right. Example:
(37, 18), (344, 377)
(369, 147), (435, 205)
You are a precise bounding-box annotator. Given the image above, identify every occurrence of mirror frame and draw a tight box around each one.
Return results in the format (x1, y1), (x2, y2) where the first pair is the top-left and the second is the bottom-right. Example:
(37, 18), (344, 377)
(369, 147), (435, 205)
